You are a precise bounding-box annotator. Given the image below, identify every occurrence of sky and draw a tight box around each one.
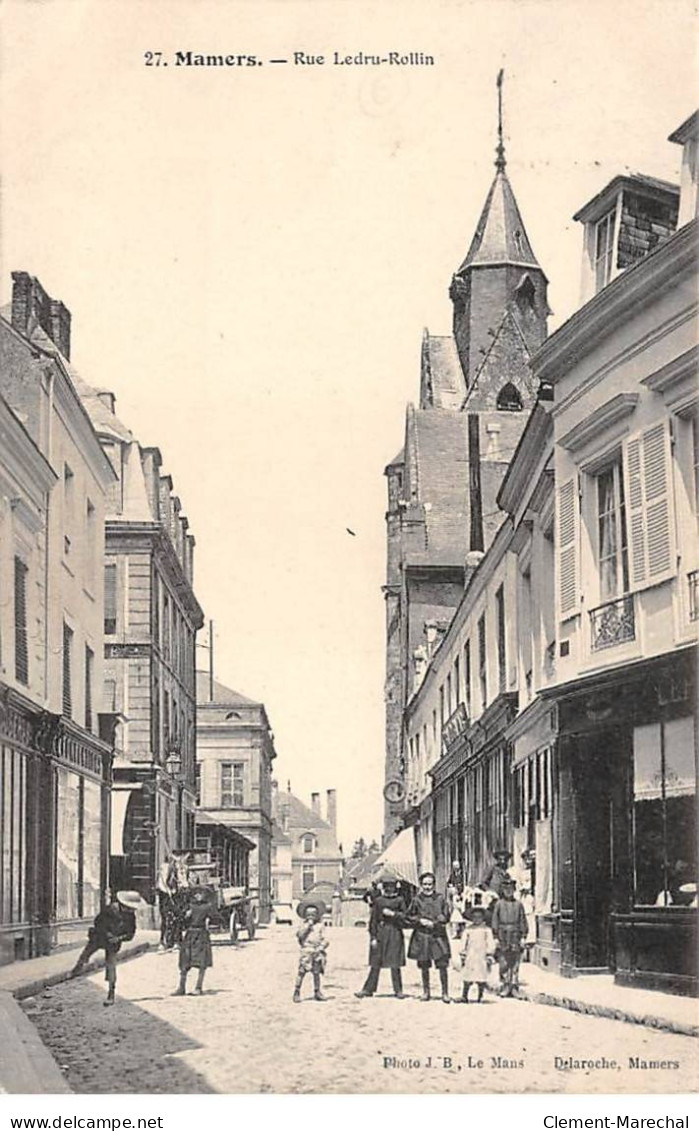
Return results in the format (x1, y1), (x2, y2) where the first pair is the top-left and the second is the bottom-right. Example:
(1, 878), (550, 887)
(1, 0), (696, 850)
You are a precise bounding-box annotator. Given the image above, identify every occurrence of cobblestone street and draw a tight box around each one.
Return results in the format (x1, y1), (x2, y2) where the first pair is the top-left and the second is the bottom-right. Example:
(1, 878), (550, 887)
(21, 927), (699, 1094)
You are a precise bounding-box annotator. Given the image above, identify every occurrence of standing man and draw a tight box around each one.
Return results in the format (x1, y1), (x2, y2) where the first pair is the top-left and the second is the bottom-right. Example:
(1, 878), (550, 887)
(490, 876), (528, 997)
(407, 871), (451, 1003)
(482, 847), (513, 897)
(355, 873), (407, 999)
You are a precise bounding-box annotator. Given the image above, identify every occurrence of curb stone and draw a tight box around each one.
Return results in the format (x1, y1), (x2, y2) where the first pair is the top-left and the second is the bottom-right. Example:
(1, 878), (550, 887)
(515, 986), (699, 1039)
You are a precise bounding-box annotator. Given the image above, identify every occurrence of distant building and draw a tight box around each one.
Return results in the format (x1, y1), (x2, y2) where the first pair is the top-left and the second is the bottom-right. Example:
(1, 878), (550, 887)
(195, 674), (276, 922)
(271, 784), (343, 901)
(270, 821), (293, 920)
(0, 276), (116, 962)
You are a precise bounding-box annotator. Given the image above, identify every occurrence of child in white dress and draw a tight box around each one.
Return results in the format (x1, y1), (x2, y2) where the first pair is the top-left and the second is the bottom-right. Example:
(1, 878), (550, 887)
(456, 906), (494, 1002)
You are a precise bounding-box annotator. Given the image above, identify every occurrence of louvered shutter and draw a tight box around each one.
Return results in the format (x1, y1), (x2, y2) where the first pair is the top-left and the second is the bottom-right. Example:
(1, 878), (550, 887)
(556, 477), (579, 619)
(623, 421), (676, 591)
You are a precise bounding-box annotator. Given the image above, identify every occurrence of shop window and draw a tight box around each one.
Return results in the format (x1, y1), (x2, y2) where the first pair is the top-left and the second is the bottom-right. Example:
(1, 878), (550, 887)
(302, 865), (315, 893)
(632, 718), (696, 907)
(1, 746), (27, 925)
(13, 557), (29, 686)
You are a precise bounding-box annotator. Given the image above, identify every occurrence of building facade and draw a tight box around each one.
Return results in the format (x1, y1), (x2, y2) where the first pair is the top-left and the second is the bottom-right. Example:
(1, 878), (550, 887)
(195, 674), (276, 922)
(0, 275), (116, 963)
(531, 114), (698, 993)
(391, 111), (698, 996)
(76, 383), (205, 907)
(271, 785), (342, 901)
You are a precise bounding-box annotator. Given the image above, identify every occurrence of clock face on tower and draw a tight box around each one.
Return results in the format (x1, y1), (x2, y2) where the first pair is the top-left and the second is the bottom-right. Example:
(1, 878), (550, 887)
(383, 779), (406, 804)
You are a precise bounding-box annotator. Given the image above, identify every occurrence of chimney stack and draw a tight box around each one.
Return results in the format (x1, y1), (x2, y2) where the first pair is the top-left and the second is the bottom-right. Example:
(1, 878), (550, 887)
(311, 792), (321, 817)
(11, 272), (71, 360)
(326, 789), (337, 832)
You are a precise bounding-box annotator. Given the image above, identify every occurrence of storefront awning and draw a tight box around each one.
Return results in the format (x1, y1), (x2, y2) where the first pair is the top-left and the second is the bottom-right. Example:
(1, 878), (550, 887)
(372, 828), (418, 887)
(196, 813), (256, 852)
(110, 787), (137, 855)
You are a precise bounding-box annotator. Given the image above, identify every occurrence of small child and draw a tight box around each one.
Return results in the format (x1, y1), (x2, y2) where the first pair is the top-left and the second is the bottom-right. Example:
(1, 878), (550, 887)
(173, 888), (213, 996)
(293, 900), (329, 1002)
(456, 905), (494, 1003)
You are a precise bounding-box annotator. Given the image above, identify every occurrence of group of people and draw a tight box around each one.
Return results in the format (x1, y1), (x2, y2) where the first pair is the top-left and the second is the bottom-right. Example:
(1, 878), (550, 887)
(71, 853), (215, 1006)
(292, 851), (530, 1004)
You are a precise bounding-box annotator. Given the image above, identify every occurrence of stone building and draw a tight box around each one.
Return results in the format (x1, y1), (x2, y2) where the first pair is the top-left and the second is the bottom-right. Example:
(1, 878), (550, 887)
(73, 383), (205, 909)
(0, 276), (115, 962)
(272, 784), (342, 901)
(383, 116), (548, 840)
(530, 112), (698, 993)
(195, 674), (276, 922)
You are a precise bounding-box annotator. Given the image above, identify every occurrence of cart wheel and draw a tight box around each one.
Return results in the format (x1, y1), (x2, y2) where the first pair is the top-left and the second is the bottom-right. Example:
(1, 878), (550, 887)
(229, 910), (239, 943)
(247, 914), (256, 941)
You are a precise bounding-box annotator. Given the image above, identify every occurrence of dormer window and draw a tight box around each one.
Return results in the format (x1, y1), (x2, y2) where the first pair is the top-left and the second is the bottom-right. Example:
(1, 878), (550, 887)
(302, 833), (315, 854)
(595, 211), (615, 292)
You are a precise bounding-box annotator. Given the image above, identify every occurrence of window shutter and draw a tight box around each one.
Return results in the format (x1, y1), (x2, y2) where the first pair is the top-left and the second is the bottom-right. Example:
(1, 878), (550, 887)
(623, 421), (676, 591)
(556, 477), (579, 618)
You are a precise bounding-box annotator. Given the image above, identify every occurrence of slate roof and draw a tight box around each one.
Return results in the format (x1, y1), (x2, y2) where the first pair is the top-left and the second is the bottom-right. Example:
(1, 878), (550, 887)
(457, 169), (541, 272)
(275, 790), (334, 832)
(403, 407), (471, 567)
(271, 820), (291, 846)
(420, 332), (466, 409)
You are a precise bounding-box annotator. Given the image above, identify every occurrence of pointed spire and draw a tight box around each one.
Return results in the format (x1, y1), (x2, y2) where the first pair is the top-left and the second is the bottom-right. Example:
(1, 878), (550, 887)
(495, 69), (506, 172)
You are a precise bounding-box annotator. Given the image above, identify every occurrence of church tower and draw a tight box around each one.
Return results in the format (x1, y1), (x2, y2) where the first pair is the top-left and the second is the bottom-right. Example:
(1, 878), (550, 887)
(449, 72), (548, 408)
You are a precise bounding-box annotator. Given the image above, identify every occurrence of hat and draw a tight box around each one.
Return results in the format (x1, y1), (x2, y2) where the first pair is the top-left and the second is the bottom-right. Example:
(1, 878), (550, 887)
(116, 890), (142, 910)
(419, 871), (436, 883)
(494, 847), (513, 860)
(501, 876), (517, 888)
(296, 897), (327, 920)
(375, 870), (399, 886)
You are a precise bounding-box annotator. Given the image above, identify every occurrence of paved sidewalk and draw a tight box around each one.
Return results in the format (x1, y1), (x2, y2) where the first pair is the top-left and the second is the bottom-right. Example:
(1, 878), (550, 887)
(516, 960), (698, 1038)
(0, 931), (159, 1094)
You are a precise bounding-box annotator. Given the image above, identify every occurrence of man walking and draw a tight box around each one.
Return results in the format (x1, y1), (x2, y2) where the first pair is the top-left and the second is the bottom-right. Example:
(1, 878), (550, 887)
(355, 873), (407, 999)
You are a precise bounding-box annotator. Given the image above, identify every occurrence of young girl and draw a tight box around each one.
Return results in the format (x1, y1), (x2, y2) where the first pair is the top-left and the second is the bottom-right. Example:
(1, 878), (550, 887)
(293, 899), (329, 1002)
(173, 887), (213, 996)
(456, 905), (493, 1003)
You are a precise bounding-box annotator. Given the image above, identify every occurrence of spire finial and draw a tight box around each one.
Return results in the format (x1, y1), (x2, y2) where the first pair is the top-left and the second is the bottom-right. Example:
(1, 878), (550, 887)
(495, 68), (506, 172)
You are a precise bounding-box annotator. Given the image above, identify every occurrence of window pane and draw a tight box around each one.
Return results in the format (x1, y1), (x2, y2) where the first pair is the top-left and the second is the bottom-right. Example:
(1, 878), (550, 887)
(664, 717), (697, 906)
(633, 724), (665, 905)
(56, 768), (80, 919)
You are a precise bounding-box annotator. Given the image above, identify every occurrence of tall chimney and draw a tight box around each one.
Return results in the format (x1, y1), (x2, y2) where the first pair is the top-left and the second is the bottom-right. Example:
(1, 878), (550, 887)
(311, 792), (321, 817)
(10, 273), (71, 359)
(326, 789), (337, 832)
(48, 299), (71, 360)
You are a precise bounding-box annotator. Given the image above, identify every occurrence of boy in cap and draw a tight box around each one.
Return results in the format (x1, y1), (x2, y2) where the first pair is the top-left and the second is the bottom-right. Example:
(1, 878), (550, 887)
(293, 899), (329, 1002)
(490, 876), (528, 996)
(407, 871), (451, 1003)
(70, 890), (140, 1006)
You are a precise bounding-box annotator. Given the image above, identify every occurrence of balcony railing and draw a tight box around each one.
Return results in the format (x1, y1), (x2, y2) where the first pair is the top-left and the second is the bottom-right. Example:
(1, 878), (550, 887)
(689, 570), (699, 622)
(590, 594), (635, 652)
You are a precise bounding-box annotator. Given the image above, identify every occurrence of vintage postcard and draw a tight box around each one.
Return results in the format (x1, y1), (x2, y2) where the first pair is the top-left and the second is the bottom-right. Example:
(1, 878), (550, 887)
(0, 0), (696, 1100)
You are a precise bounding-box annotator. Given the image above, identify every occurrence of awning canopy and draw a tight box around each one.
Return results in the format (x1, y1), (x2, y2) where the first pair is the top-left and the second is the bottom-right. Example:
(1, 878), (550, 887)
(196, 813), (256, 852)
(110, 787), (137, 856)
(372, 828), (418, 887)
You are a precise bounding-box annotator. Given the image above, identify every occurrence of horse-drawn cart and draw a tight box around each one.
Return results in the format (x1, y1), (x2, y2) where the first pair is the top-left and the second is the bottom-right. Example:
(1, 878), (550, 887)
(187, 852), (258, 943)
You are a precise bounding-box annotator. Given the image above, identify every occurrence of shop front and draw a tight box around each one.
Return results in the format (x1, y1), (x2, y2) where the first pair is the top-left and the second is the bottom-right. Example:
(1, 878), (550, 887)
(0, 685), (112, 965)
(544, 648), (697, 995)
